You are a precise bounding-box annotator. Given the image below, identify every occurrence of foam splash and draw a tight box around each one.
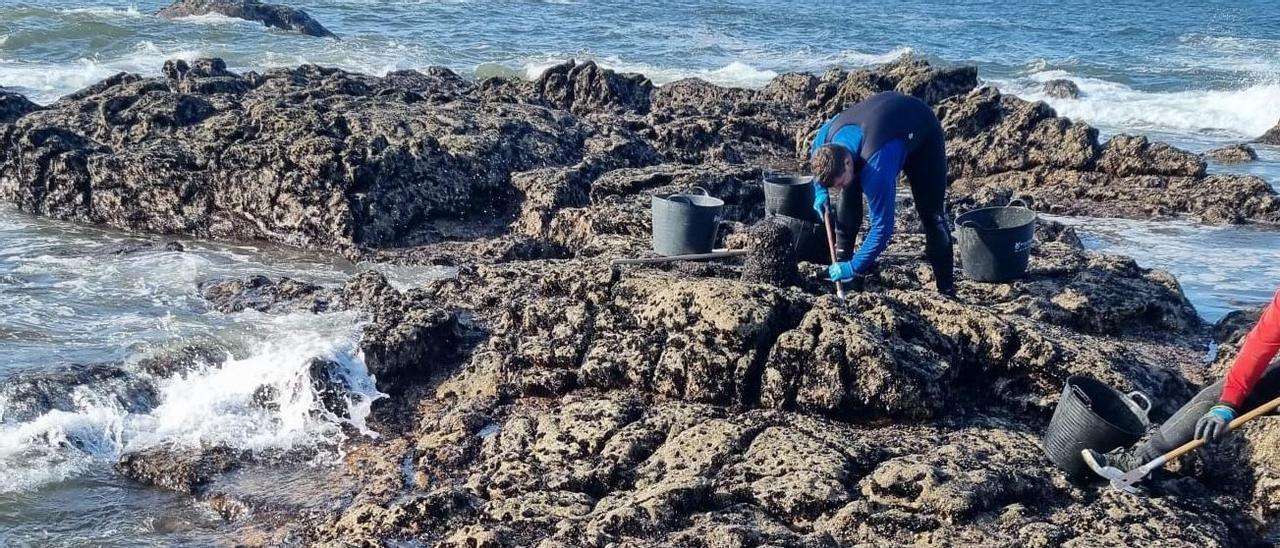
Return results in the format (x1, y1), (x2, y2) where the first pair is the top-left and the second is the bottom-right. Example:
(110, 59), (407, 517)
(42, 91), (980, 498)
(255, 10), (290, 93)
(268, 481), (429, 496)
(0, 41), (203, 105)
(500, 47), (913, 88)
(992, 70), (1280, 139)
(0, 311), (385, 494)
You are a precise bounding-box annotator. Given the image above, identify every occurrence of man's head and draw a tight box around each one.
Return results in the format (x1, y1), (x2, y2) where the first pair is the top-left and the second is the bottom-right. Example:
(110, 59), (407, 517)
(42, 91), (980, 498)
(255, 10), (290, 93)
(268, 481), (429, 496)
(812, 144), (856, 190)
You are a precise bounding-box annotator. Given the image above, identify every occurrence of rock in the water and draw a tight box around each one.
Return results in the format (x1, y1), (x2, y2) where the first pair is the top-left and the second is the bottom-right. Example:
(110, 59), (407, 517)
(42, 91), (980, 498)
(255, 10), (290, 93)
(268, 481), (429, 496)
(116, 445), (245, 494)
(1098, 134), (1206, 177)
(198, 275), (335, 314)
(1041, 78), (1081, 99)
(0, 363), (161, 423)
(157, 0), (337, 38)
(1204, 143), (1258, 163)
(1258, 118), (1280, 145)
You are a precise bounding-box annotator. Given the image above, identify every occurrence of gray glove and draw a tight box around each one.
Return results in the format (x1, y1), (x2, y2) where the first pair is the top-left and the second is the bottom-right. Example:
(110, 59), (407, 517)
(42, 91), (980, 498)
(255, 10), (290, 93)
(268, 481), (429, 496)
(1194, 404), (1236, 444)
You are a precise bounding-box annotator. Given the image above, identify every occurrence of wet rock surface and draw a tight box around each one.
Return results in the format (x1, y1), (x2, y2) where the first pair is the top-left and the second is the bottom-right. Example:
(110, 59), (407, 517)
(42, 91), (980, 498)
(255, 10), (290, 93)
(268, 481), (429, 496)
(1259, 119), (1280, 146)
(1041, 78), (1081, 99)
(157, 0), (338, 38)
(1205, 143), (1259, 163)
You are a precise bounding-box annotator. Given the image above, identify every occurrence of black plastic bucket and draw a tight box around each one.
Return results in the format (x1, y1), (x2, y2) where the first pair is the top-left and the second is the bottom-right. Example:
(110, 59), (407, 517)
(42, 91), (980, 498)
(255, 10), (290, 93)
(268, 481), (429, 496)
(955, 200), (1037, 282)
(765, 214), (829, 263)
(1042, 375), (1152, 476)
(651, 187), (725, 256)
(763, 175), (821, 223)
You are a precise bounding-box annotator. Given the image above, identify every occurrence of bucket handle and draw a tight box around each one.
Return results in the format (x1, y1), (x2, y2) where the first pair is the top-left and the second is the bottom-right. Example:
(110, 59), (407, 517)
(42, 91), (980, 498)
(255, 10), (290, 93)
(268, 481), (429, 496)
(1008, 198), (1028, 208)
(960, 220), (982, 229)
(689, 186), (711, 196)
(1070, 384), (1092, 410)
(1126, 391), (1153, 415)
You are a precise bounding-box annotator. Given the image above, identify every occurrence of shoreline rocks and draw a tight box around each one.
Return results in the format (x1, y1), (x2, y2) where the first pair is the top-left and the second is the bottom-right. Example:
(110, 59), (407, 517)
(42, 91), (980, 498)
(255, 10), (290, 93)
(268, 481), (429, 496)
(157, 0), (338, 38)
(1205, 143), (1259, 163)
(2, 54), (1279, 546)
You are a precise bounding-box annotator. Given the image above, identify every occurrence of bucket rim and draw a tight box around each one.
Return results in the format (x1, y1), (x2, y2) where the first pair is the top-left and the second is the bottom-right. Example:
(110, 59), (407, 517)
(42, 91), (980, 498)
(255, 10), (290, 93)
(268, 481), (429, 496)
(1062, 375), (1150, 435)
(763, 174), (814, 187)
(654, 193), (726, 208)
(955, 205), (1038, 232)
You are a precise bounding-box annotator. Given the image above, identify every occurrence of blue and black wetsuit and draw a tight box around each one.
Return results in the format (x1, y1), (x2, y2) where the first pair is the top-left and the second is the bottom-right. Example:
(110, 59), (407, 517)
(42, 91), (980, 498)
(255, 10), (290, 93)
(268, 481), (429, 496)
(809, 91), (954, 293)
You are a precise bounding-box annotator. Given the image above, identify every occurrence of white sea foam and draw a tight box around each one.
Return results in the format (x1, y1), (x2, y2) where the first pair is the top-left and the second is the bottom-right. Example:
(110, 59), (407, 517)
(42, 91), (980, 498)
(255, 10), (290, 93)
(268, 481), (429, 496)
(992, 70), (1280, 139)
(58, 5), (143, 18)
(172, 13), (260, 27)
(0, 311), (384, 494)
(506, 47), (914, 88)
(0, 41), (203, 105)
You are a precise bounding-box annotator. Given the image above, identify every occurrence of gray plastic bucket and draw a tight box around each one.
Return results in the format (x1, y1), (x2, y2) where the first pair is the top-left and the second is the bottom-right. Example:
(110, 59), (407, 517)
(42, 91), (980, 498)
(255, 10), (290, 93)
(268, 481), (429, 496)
(763, 175), (820, 223)
(955, 200), (1037, 282)
(651, 187), (725, 256)
(1042, 375), (1152, 477)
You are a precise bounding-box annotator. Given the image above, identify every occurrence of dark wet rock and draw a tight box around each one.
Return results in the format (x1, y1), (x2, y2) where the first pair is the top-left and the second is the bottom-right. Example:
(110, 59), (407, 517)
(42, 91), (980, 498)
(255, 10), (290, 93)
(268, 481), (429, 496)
(1258, 119), (1280, 146)
(165, 241), (186, 252)
(198, 275), (336, 314)
(157, 0), (337, 38)
(131, 343), (228, 377)
(0, 88), (41, 123)
(1098, 134), (1206, 177)
(116, 445), (246, 494)
(0, 363), (161, 423)
(342, 271), (464, 393)
(951, 169), (1280, 224)
(1204, 143), (1259, 163)
(939, 86), (1101, 179)
(1041, 78), (1081, 99)
(1213, 305), (1266, 346)
(307, 357), (355, 418)
(530, 60), (654, 115)
(1, 60), (592, 252)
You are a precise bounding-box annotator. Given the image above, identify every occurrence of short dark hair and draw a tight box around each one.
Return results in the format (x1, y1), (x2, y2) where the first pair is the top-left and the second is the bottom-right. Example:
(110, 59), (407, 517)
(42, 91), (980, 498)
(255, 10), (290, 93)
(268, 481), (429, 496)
(811, 144), (850, 188)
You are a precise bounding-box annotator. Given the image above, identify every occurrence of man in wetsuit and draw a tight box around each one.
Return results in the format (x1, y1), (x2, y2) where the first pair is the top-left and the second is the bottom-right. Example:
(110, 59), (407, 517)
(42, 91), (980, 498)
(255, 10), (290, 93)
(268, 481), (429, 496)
(1084, 288), (1280, 471)
(809, 91), (954, 295)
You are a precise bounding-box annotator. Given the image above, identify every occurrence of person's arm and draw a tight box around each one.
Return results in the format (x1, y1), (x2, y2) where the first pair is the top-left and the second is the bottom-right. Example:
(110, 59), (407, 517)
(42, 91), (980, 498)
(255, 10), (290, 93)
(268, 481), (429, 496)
(847, 139), (906, 275)
(1220, 290), (1280, 408)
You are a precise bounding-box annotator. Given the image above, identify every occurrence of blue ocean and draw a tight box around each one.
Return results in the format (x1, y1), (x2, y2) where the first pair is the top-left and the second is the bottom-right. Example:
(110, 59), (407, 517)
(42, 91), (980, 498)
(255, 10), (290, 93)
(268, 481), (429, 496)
(1, 1), (1279, 545)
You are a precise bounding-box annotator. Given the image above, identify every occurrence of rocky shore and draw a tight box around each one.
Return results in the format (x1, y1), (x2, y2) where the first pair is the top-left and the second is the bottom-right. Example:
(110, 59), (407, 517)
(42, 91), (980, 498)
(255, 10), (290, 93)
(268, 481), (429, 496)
(3, 56), (1280, 546)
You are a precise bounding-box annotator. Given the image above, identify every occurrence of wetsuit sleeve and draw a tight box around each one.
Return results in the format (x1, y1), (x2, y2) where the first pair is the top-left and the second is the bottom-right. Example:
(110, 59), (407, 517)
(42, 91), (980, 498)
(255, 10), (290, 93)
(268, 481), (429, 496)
(848, 139), (906, 275)
(1220, 290), (1280, 408)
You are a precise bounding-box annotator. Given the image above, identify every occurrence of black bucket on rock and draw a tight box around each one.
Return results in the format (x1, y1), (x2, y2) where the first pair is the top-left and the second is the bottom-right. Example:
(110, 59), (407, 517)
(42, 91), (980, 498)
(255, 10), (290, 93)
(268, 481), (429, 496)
(955, 201), (1037, 282)
(1043, 375), (1152, 477)
(651, 187), (725, 256)
(765, 214), (829, 264)
(763, 175), (821, 223)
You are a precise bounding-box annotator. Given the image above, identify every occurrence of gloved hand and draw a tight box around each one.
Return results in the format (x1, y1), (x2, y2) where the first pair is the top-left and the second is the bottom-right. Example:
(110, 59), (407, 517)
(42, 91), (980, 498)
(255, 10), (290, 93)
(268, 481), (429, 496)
(812, 182), (829, 219)
(828, 261), (855, 282)
(1194, 404), (1236, 444)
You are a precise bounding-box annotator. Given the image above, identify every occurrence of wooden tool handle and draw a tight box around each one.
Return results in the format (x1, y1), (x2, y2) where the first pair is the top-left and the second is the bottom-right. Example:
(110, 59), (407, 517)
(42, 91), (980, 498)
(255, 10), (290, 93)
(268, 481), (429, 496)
(822, 205), (846, 299)
(1162, 394), (1280, 462)
(611, 249), (747, 266)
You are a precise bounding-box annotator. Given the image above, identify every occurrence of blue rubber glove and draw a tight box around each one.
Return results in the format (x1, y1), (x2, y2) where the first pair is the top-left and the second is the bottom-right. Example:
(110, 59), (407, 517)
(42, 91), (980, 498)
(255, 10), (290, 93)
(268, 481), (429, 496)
(828, 261), (855, 282)
(1194, 404), (1236, 444)
(812, 182), (829, 219)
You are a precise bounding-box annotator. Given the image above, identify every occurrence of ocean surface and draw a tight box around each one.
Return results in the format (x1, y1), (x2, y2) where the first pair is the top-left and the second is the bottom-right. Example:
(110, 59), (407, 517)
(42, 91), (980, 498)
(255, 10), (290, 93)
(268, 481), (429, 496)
(1, 1), (1279, 545)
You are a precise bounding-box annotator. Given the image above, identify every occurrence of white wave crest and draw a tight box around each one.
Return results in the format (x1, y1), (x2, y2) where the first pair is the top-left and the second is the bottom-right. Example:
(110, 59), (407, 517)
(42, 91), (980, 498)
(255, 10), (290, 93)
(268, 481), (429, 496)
(504, 47), (914, 89)
(0, 312), (384, 494)
(0, 41), (203, 105)
(993, 70), (1280, 139)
